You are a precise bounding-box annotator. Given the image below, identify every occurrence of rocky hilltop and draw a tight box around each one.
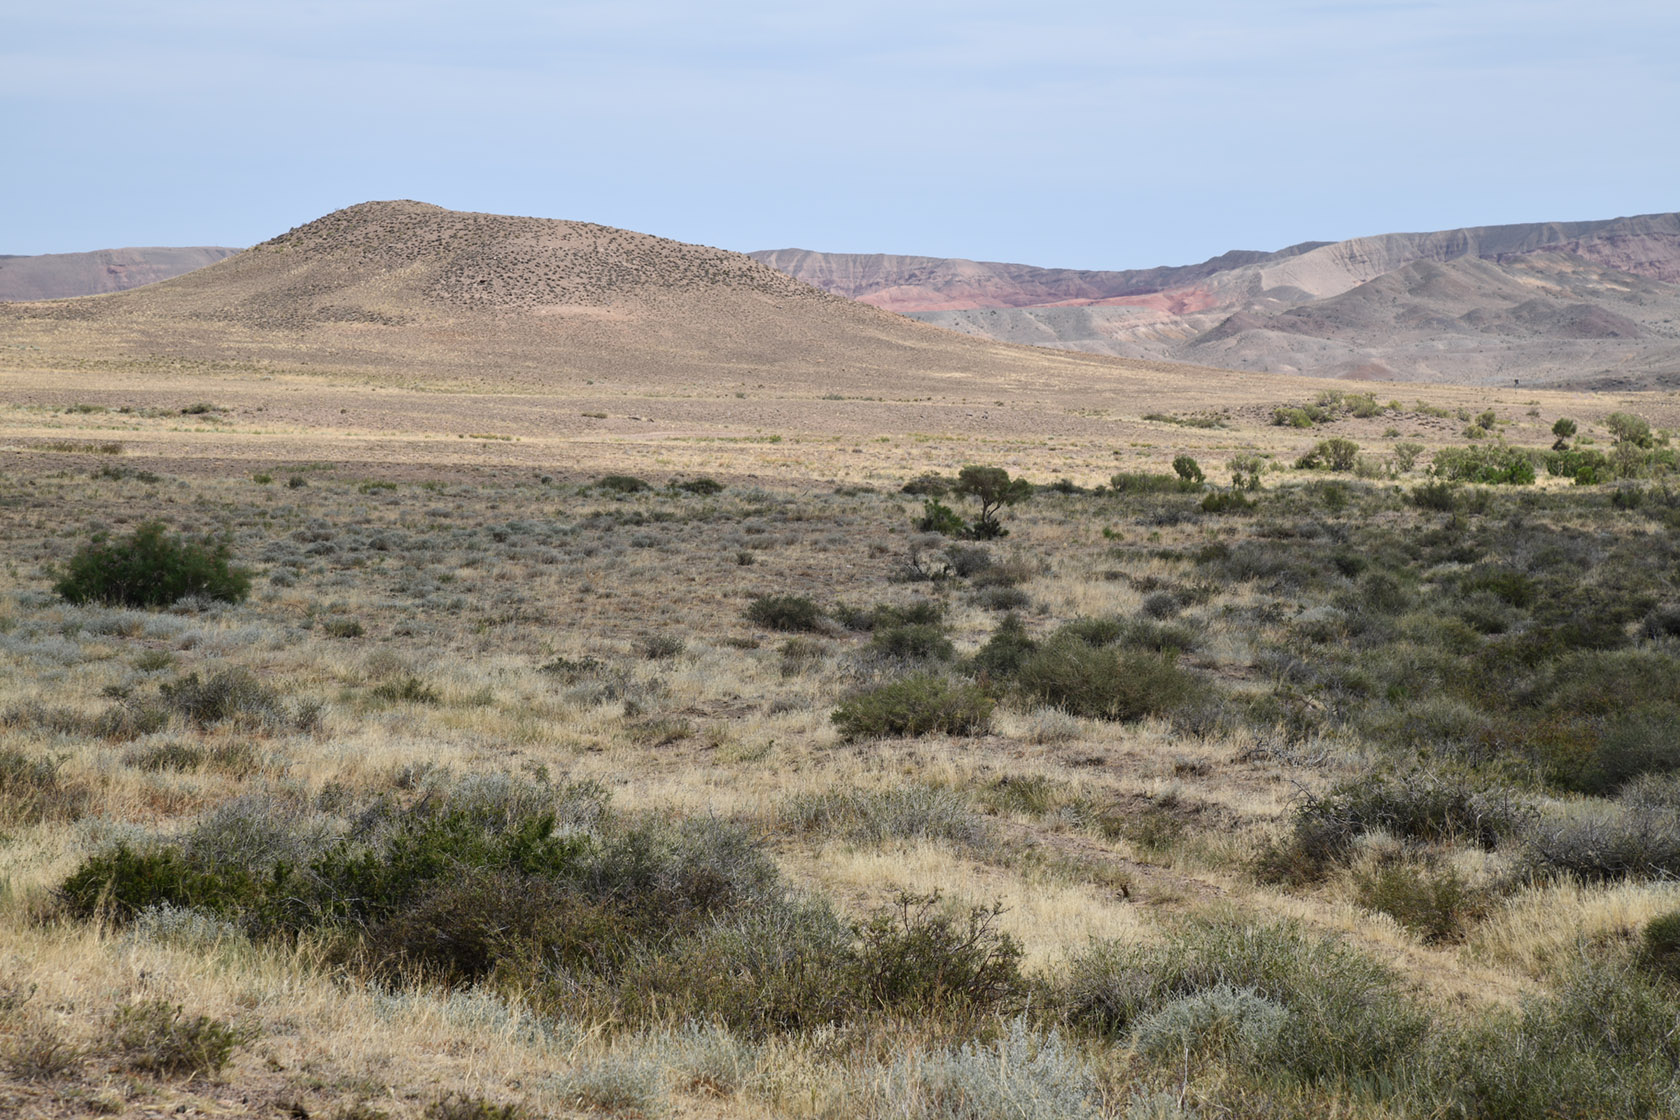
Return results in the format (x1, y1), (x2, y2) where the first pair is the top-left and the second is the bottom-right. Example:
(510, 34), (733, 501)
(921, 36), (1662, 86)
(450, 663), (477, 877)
(755, 213), (1680, 386)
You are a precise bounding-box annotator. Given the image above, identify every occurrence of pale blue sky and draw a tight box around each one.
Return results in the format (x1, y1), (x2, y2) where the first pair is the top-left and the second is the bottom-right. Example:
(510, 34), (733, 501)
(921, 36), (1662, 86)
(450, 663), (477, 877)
(5, 1), (1677, 268)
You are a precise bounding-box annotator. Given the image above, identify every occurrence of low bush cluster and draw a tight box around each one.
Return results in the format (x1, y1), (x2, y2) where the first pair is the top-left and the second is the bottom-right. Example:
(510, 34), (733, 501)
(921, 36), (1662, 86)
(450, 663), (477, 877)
(57, 782), (1025, 1038)
(1058, 918), (1427, 1083)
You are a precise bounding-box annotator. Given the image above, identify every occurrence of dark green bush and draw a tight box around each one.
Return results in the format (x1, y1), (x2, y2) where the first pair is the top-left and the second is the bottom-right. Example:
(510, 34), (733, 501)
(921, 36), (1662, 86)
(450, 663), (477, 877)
(831, 674), (994, 740)
(745, 594), (825, 632)
(915, 499), (967, 536)
(1015, 639), (1197, 721)
(1301, 438), (1359, 472)
(1547, 447), (1609, 482)
(1172, 456), (1204, 485)
(1640, 909), (1680, 980)
(595, 475), (651, 493)
(671, 477), (723, 495)
(968, 614), (1038, 680)
(869, 623), (955, 661)
(834, 600), (944, 631)
(54, 522), (250, 607)
(59, 844), (261, 922)
(1431, 444), (1537, 485)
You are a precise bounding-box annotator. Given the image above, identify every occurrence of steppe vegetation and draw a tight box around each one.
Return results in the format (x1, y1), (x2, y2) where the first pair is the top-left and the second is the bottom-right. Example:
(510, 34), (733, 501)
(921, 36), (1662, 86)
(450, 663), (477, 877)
(3, 394), (1680, 1120)
(5, 197), (1680, 1115)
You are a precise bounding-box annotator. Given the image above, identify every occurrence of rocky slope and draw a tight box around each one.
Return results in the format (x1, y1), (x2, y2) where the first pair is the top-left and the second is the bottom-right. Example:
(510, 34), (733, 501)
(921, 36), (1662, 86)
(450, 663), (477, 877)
(756, 213), (1680, 386)
(0, 246), (240, 301)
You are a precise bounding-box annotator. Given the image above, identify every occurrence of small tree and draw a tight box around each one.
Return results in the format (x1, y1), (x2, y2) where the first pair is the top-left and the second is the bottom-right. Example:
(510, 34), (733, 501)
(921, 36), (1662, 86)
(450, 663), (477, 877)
(953, 466), (1032, 540)
(1171, 456), (1204, 486)
(1392, 442), (1425, 473)
(1606, 411), (1652, 448)
(1300, 439), (1360, 473)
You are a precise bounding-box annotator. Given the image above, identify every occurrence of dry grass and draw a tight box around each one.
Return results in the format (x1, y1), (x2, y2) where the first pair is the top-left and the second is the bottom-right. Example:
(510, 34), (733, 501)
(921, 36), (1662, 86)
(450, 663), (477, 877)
(2, 354), (1679, 1117)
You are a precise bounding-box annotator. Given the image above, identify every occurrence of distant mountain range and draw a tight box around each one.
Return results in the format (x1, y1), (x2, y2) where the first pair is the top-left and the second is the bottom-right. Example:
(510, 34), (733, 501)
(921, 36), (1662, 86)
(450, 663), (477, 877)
(0, 246), (241, 301)
(753, 213), (1680, 387)
(11, 210), (1679, 388)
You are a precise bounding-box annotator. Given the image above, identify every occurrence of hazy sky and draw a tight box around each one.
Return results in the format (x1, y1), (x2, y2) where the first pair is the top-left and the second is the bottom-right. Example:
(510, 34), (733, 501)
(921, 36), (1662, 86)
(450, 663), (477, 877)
(6, 1), (1677, 267)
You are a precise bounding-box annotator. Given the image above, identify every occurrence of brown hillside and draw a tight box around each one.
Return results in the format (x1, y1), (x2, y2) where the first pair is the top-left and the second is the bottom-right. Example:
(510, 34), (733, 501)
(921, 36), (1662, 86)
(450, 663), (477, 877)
(0, 200), (1269, 403)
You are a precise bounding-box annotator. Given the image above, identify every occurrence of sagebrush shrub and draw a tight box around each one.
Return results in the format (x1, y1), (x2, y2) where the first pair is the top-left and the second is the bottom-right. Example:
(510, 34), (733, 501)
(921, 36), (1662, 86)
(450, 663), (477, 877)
(107, 999), (255, 1076)
(594, 474), (650, 493)
(425, 1095), (531, 1120)
(1059, 920), (1425, 1082)
(968, 613), (1038, 679)
(869, 622), (955, 661)
(845, 890), (1026, 1018)
(1256, 769), (1525, 884)
(782, 784), (987, 846)
(160, 668), (309, 731)
(871, 1016), (1098, 1120)
(1640, 909), (1680, 979)
(54, 522), (250, 607)
(1015, 639), (1196, 721)
(1353, 857), (1485, 943)
(1131, 984), (1288, 1062)
(831, 674), (994, 740)
(745, 594), (825, 632)
(0, 748), (88, 825)
(1414, 958), (1680, 1119)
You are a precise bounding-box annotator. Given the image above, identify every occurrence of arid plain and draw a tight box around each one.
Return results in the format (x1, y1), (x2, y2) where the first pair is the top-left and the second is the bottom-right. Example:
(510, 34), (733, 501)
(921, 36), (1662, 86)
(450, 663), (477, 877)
(4, 203), (1680, 1119)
